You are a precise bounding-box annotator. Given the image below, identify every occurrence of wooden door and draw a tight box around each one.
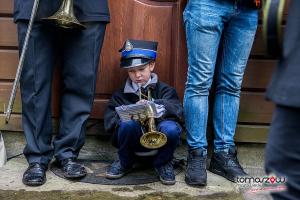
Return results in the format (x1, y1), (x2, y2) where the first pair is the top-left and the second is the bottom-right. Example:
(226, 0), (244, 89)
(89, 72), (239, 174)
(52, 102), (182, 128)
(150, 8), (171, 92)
(91, 0), (188, 118)
(0, 0), (187, 130)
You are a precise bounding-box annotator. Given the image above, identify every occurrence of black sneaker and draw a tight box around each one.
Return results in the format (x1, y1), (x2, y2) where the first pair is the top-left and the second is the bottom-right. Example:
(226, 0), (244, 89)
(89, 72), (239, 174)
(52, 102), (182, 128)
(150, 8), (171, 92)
(185, 148), (207, 186)
(155, 162), (176, 185)
(209, 147), (248, 182)
(105, 160), (132, 179)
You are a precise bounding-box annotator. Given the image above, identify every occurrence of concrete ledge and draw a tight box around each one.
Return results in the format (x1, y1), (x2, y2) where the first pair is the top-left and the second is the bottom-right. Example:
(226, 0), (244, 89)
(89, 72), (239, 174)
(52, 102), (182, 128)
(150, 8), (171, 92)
(0, 132), (271, 200)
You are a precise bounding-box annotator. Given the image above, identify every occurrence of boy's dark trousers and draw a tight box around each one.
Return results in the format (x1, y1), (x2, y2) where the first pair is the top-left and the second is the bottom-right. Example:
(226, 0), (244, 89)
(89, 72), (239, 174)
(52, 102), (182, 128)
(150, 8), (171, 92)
(114, 120), (182, 169)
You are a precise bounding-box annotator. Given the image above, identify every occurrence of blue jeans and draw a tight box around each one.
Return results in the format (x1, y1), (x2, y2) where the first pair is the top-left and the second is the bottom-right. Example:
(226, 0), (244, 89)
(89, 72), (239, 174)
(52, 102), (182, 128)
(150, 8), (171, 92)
(183, 0), (258, 153)
(115, 120), (182, 168)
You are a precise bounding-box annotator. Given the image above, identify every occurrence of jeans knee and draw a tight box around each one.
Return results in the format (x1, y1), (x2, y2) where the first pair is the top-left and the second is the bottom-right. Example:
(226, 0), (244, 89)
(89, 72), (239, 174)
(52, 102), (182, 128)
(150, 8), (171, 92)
(158, 121), (182, 141)
(185, 75), (213, 96)
(215, 82), (241, 97)
(117, 121), (141, 143)
(119, 120), (139, 129)
(118, 120), (140, 134)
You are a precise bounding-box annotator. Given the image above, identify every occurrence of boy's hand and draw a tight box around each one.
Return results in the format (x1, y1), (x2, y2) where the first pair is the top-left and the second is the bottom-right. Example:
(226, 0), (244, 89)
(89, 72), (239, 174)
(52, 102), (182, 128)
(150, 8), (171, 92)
(136, 99), (148, 104)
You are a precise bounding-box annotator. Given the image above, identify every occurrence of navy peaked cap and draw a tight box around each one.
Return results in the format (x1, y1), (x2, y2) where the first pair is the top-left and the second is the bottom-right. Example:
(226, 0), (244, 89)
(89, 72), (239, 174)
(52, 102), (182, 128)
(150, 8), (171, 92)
(119, 39), (158, 68)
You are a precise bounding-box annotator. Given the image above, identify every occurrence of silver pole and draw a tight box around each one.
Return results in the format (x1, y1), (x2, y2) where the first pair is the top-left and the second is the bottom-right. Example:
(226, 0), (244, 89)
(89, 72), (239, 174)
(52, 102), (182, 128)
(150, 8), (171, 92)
(138, 83), (142, 100)
(4, 0), (40, 123)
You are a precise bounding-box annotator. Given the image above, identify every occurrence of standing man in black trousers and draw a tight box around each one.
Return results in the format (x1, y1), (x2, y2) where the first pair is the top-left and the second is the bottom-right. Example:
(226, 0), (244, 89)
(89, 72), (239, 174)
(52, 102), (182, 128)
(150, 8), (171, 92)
(13, 0), (110, 186)
(265, 0), (300, 199)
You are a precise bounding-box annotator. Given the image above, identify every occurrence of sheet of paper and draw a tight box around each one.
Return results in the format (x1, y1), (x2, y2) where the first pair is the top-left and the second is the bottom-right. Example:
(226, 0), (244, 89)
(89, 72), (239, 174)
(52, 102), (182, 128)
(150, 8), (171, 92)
(116, 101), (163, 121)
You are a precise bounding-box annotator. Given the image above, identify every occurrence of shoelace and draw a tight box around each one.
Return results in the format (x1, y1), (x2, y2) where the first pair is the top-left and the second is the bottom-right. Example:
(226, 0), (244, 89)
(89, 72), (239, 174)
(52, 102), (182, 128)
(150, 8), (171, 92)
(111, 161), (122, 171)
(226, 154), (242, 168)
(189, 156), (206, 170)
(159, 163), (174, 177)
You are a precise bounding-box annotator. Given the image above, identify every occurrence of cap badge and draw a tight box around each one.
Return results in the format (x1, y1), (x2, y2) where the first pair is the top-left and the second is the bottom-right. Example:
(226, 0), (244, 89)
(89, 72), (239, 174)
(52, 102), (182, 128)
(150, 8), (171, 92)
(125, 40), (133, 51)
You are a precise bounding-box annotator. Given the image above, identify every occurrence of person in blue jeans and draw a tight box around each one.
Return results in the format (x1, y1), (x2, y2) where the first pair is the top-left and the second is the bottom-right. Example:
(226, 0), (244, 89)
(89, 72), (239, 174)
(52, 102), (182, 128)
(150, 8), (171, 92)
(104, 39), (183, 185)
(183, 0), (259, 185)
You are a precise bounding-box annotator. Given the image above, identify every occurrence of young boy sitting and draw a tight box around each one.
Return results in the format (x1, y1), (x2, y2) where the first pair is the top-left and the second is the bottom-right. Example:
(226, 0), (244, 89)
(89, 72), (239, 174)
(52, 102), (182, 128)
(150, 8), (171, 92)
(104, 39), (183, 185)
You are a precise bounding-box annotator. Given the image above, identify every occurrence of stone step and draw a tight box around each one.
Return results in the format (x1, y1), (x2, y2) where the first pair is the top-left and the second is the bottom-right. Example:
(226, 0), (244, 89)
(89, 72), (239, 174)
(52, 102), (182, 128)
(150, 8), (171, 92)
(0, 131), (272, 200)
(2, 132), (266, 167)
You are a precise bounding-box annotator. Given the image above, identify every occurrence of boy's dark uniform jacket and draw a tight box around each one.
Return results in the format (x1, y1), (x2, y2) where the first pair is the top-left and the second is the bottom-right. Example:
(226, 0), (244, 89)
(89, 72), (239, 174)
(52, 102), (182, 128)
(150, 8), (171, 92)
(13, 0), (110, 23)
(104, 81), (184, 136)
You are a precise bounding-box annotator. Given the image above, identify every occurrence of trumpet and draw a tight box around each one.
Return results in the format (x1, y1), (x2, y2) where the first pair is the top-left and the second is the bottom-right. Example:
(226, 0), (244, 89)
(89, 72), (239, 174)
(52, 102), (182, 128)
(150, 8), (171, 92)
(5, 0), (85, 123)
(138, 84), (167, 149)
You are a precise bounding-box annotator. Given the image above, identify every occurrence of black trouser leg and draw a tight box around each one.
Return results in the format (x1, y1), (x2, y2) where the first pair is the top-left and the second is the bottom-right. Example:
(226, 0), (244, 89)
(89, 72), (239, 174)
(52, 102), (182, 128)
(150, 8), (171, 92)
(18, 21), (57, 165)
(53, 22), (106, 161)
(265, 105), (300, 200)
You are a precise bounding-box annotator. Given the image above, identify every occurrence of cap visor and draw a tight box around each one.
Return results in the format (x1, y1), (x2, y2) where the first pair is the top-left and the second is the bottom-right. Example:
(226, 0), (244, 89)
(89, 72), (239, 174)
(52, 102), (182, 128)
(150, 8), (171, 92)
(120, 58), (152, 68)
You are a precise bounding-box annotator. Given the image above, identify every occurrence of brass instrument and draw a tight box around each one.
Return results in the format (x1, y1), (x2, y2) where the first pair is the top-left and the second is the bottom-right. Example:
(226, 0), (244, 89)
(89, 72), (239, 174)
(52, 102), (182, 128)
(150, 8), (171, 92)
(43, 0), (86, 30)
(138, 85), (167, 149)
(5, 0), (85, 123)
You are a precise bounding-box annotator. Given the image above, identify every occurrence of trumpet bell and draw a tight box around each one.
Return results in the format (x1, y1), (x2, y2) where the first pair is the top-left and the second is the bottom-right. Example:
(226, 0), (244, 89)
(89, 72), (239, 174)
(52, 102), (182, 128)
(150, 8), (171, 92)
(42, 0), (86, 30)
(43, 13), (86, 30)
(140, 131), (167, 149)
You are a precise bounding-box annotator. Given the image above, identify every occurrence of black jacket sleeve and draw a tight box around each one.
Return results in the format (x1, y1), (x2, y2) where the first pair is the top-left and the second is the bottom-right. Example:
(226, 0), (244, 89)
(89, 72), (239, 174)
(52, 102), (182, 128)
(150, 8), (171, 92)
(153, 84), (184, 124)
(104, 90), (123, 133)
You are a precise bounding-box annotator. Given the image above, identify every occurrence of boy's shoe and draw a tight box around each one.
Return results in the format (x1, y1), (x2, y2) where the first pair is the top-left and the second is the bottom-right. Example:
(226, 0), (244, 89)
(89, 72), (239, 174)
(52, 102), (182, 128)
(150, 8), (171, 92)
(185, 148), (207, 186)
(105, 160), (132, 179)
(155, 162), (176, 185)
(208, 147), (248, 182)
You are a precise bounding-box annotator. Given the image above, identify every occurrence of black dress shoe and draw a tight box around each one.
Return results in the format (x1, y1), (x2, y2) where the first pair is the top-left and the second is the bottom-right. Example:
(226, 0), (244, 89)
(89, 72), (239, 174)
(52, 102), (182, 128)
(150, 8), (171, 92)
(22, 163), (47, 186)
(60, 158), (87, 179)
